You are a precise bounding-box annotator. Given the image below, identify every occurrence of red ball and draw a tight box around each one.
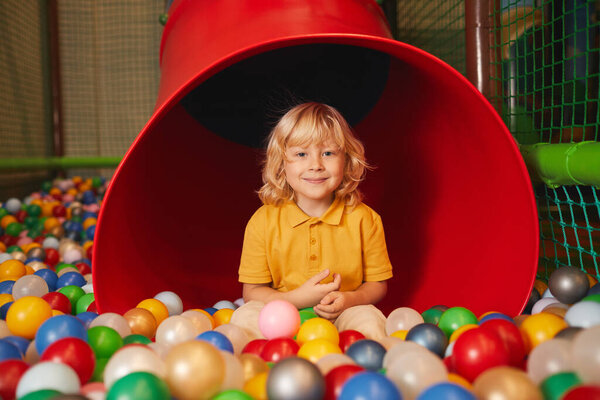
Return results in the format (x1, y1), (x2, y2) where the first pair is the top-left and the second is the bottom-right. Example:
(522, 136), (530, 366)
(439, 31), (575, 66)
(42, 291), (72, 314)
(15, 210), (27, 223)
(242, 339), (268, 356)
(76, 262), (91, 275)
(0, 235), (18, 247)
(338, 330), (366, 353)
(563, 385), (600, 400)
(33, 236), (46, 245)
(86, 245), (93, 261)
(452, 327), (510, 382)
(44, 248), (60, 267)
(479, 318), (526, 368)
(260, 337), (299, 362)
(40, 337), (96, 385)
(324, 364), (365, 400)
(0, 359), (29, 400)
(51, 193), (62, 201)
(52, 205), (66, 218)
(87, 301), (97, 313)
(443, 355), (456, 373)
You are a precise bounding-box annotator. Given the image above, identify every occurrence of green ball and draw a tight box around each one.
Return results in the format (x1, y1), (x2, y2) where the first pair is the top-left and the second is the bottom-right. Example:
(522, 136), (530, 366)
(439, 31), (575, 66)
(6, 222), (23, 236)
(24, 215), (39, 228)
(57, 285), (85, 312)
(582, 293), (600, 303)
(76, 292), (95, 314)
(123, 334), (152, 345)
(107, 371), (170, 400)
(41, 181), (52, 192)
(27, 228), (42, 239)
(87, 326), (124, 359)
(18, 389), (62, 400)
(540, 372), (581, 400)
(437, 307), (478, 338)
(7, 245), (22, 253)
(299, 309), (318, 325)
(26, 204), (42, 217)
(91, 357), (109, 382)
(70, 215), (82, 223)
(0, 208), (8, 219)
(158, 13), (168, 25)
(91, 177), (103, 188)
(421, 308), (444, 325)
(56, 263), (76, 274)
(212, 389), (254, 400)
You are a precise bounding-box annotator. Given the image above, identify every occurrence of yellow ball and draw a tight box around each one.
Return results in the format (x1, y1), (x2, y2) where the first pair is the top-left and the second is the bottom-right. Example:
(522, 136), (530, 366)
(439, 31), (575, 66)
(192, 308), (215, 328)
(137, 298), (169, 325)
(296, 317), (339, 346)
(0, 293), (14, 308)
(390, 330), (408, 340)
(6, 296), (53, 339)
(448, 372), (472, 389)
(213, 308), (234, 327)
(0, 259), (27, 281)
(297, 338), (342, 363)
(243, 371), (268, 400)
(0, 215), (17, 229)
(83, 217), (97, 230)
(519, 313), (567, 350)
(449, 324), (479, 343)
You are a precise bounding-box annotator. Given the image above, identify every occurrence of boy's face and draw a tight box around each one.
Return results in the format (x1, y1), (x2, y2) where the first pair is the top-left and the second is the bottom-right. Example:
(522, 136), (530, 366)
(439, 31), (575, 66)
(284, 141), (344, 212)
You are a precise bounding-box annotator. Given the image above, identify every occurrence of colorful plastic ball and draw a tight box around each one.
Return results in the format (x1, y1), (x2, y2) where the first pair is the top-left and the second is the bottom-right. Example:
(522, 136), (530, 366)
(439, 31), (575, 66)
(266, 356), (325, 400)
(299, 308), (318, 325)
(406, 322), (448, 358)
(416, 382), (475, 400)
(242, 339), (268, 356)
(57, 285), (85, 312)
(123, 308), (157, 339)
(3, 335), (29, 356)
(298, 338), (342, 363)
(562, 385), (600, 400)
(0, 260), (26, 281)
(449, 324), (478, 343)
(324, 364), (365, 400)
(35, 314), (87, 355)
(106, 371), (170, 400)
(15, 361), (80, 399)
(527, 338), (573, 385)
(473, 366), (543, 400)
(244, 371), (268, 400)
(344, 339), (386, 371)
(74, 292), (95, 314)
(0, 280), (15, 294)
(6, 296), (53, 339)
(197, 330), (234, 353)
(0, 339), (22, 361)
(33, 269), (58, 292)
(385, 307), (424, 335)
(0, 301), (13, 320)
(422, 307), (444, 325)
(155, 315), (196, 347)
(213, 308), (234, 327)
(478, 312), (513, 324)
(205, 307), (218, 315)
(56, 271), (87, 289)
(296, 317), (339, 346)
(165, 340), (224, 400)
(212, 389), (253, 400)
(215, 323), (250, 355)
(11, 275), (48, 300)
(4, 199), (22, 214)
(89, 312), (131, 338)
(339, 371), (401, 400)
(0, 359), (29, 400)
(452, 327), (510, 382)
(540, 372), (581, 400)
(136, 298), (169, 325)
(40, 337), (95, 385)
(520, 313), (568, 350)
(153, 291), (183, 316)
(258, 300), (300, 340)
(549, 266), (590, 304)
(87, 326), (123, 359)
(338, 330), (366, 353)
(479, 319), (526, 368)
(123, 334), (152, 345)
(531, 297), (561, 314)
(564, 301), (600, 328)
(103, 345), (166, 389)
(44, 248), (59, 267)
(259, 337), (299, 362)
(572, 325), (600, 384)
(438, 307), (478, 338)
(214, 300), (237, 310)
(76, 311), (98, 329)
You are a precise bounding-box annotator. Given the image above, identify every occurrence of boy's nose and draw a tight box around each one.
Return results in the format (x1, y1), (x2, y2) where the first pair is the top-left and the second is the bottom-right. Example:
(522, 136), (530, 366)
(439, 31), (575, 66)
(309, 156), (324, 170)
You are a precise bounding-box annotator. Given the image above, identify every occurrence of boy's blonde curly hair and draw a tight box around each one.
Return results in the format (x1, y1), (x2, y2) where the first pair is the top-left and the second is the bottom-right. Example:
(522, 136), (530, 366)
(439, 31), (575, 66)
(258, 102), (370, 208)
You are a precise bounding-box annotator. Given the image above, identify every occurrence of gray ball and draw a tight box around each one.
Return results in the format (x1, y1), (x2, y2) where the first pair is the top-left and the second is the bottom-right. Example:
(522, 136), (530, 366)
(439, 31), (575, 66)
(266, 357), (325, 400)
(548, 266), (589, 304)
(27, 247), (46, 260)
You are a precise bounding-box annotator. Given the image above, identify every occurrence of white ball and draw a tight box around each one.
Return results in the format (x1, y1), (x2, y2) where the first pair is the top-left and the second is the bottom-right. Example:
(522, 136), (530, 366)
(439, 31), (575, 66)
(5, 198), (22, 214)
(0, 253), (13, 264)
(154, 291), (183, 316)
(82, 283), (94, 294)
(63, 248), (83, 264)
(565, 301), (600, 328)
(233, 298), (245, 307)
(12, 275), (49, 299)
(531, 297), (560, 314)
(16, 361), (80, 398)
(103, 346), (166, 389)
(542, 288), (555, 298)
(42, 237), (60, 250)
(89, 313), (131, 338)
(213, 300), (236, 310)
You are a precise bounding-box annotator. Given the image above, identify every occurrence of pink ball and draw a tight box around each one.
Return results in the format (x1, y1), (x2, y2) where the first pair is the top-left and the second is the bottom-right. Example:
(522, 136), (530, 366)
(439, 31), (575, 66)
(83, 204), (100, 213)
(258, 300), (300, 340)
(17, 237), (33, 246)
(62, 194), (75, 203)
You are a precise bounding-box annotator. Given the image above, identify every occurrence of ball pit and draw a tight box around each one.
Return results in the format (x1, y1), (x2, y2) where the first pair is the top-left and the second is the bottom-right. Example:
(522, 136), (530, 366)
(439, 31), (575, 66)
(0, 179), (599, 399)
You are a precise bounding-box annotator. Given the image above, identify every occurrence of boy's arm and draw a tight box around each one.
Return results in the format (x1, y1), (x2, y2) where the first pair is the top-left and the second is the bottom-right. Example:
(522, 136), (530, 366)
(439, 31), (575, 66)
(243, 269), (342, 310)
(313, 280), (388, 321)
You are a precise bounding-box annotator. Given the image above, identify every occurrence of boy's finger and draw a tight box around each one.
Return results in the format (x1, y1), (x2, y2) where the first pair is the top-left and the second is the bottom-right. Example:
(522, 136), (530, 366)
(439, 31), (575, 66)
(310, 269), (330, 283)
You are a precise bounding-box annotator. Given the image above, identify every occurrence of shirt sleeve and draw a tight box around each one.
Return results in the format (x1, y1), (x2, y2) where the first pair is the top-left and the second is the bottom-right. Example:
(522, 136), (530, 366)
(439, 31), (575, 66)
(362, 212), (394, 282)
(238, 208), (273, 284)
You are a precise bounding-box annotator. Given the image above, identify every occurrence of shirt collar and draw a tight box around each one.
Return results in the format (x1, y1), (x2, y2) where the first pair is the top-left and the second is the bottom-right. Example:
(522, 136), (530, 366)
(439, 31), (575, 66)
(286, 196), (345, 228)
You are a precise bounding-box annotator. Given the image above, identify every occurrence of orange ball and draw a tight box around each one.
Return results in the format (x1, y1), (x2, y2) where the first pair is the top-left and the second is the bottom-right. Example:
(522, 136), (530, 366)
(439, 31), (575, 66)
(519, 313), (567, 350)
(0, 259), (27, 281)
(0, 293), (14, 308)
(296, 317), (339, 346)
(41, 202), (58, 217)
(82, 241), (94, 252)
(30, 198), (43, 207)
(124, 307), (158, 338)
(450, 324), (479, 343)
(0, 242), (6, 252)
(448, 372), (472, 389)
(72, 176), (83, 185)
(78, 183), (92, 193)
(6, 296), (53, 339)
(66, 188), (78, 196)
(212, 308), (234, 327)
(43, 217), (61, 232)
(82, 217), (97, 230)
(137, 298), (169, 325)
(0, 215), (17, 229)
(533, 280), (548, 296)
(244, 371), (268, 400)
(49, 187), (62, 196)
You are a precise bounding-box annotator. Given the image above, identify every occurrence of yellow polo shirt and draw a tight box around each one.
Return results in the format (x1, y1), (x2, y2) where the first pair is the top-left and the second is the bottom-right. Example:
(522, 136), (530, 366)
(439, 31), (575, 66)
(238, 197), (393, 292)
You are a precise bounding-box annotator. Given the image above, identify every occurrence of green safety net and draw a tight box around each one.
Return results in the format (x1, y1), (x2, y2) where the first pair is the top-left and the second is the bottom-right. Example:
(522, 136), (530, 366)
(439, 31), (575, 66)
(398, 0), (600, 282)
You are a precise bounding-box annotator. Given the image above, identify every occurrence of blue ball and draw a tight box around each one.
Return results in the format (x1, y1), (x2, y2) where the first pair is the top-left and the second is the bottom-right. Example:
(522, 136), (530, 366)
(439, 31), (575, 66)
(0, 339), (22, 362)
(345, 339), (387, 371)
(339, 372), (401, 400)
(0, 302), (13, 320)
(196, 331), (234, 353)
(0, 280), (15, 294)
(76, 311), (99, 329)
(82, 211), (97, 220)
(86, 225), (96, 240)
(406, 323), (448, 358)
(82, 190), (96, 205)
(204, 307), (218, 315)
(3, 336), (30, 356)
(416, 382), (476, 400)
(479, 312), (513, 325)
(35, 315), (87, 355)
(56, 271), (87, 289)
(589, 283), (600, 296)
(34, 269), (58, 292)
(25, 257), (43, 264)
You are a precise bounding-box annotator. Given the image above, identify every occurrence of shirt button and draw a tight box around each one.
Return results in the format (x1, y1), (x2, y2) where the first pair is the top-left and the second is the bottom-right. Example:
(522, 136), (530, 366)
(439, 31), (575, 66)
(311, 238), (316, 244)
(310, 255), (317, 261)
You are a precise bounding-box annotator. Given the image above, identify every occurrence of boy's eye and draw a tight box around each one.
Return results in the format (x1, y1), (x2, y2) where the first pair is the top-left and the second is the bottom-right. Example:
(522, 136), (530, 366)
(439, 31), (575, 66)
(296, 152), (307, 157)
(323, 151), (335, 156)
